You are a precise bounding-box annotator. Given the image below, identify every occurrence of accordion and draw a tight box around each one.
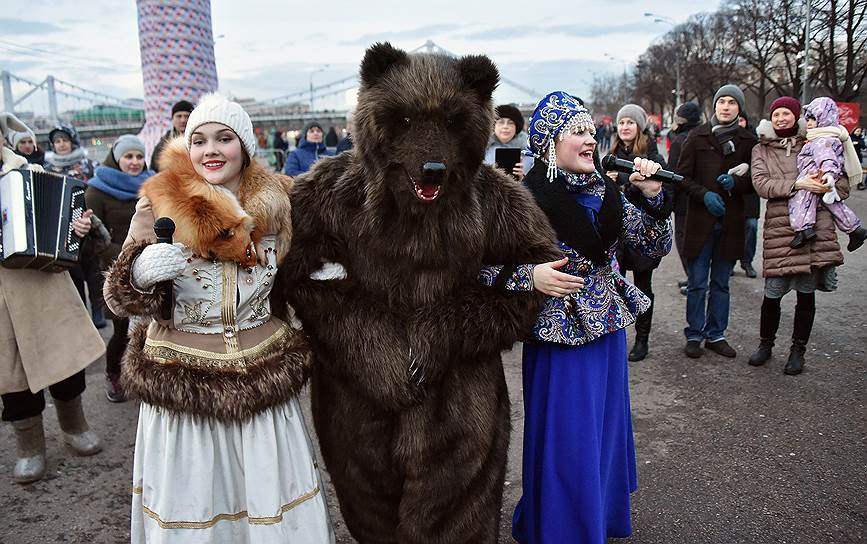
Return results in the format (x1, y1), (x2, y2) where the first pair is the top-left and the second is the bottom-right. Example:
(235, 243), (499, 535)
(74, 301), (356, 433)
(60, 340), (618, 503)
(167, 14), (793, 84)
(0, 169), (86, 272)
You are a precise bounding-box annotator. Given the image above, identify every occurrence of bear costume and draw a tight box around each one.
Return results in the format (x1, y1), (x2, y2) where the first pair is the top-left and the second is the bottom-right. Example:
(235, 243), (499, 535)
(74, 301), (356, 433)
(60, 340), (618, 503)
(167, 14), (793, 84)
(273, 43), (561, 543)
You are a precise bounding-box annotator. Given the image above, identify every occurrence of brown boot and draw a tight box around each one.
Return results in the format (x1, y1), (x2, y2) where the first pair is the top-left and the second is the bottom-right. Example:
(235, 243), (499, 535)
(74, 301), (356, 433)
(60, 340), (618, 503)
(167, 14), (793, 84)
(54, 396), (102, 456)
(11, 415), (46, 484)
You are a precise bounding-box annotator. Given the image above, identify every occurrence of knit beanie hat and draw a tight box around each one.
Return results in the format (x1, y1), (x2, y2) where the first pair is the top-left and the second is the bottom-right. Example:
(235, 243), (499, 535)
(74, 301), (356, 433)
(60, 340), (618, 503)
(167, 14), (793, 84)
(675, 102), (701, 126)
(495, 104), (524, 134)
(616, 104), (647, 132)
(184, 94), (257, 159)
(769, 96), (801, 118)
(528, 91), (596, 181)
(7, 130), (35, 148)
(171, 100), (195, 116)
(713, 84), (746, 114)
(302, 121), (324, 138)
(112, 134), (146, 161)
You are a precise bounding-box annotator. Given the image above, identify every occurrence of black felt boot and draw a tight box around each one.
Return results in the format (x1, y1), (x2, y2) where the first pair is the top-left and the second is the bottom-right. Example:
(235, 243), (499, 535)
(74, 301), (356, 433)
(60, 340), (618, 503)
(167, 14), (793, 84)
(629, 335), (649, 362)
(629, 295), (653, 362)
(847, 226), (867, 252)
(748, 338), (774, 366)
(783, 340), (807, 375)
(790, 227), (817, 249)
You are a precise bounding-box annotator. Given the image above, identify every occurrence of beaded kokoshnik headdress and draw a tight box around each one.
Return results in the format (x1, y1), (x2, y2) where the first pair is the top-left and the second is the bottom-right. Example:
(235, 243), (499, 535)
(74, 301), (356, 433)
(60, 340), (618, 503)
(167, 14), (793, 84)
(527, 91), (596, 182)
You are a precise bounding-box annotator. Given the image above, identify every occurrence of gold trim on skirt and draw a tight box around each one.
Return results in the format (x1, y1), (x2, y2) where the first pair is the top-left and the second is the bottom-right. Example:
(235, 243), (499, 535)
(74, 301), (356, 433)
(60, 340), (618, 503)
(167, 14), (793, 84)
(132, 485), (321, 529)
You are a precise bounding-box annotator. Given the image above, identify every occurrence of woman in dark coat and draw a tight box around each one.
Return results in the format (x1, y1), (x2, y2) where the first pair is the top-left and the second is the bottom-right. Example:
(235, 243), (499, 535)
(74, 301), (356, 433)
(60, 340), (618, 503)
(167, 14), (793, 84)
(86, 135), (153, 401)
(604, 104), (672, 361)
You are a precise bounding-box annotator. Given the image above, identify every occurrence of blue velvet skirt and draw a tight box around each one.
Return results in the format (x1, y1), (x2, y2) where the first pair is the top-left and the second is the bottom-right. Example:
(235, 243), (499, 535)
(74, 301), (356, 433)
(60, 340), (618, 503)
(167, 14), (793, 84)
(512, 328), (637, 544)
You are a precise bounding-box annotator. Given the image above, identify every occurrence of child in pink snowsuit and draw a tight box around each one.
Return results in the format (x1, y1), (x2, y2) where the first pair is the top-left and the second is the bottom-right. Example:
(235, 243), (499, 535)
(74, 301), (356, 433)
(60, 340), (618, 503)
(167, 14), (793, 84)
(789, 97), (867, 252)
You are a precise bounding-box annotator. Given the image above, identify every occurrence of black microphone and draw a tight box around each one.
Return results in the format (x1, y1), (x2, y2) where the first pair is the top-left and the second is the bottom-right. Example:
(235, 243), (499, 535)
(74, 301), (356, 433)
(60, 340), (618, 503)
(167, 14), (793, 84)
(153, 217), (176, 321)
(601, 154), (684, 183)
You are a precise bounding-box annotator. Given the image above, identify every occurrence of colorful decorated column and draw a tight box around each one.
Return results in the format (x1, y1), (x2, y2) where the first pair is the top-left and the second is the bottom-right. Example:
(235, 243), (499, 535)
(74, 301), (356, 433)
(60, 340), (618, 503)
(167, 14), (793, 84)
(136, 0), (219, 159)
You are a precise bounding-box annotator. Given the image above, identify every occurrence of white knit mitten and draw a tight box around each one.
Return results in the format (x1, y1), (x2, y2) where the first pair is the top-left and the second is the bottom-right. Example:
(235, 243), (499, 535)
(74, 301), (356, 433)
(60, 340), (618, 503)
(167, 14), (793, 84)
(310, 261), (347, 281)
(131, 243), (188, 291)
(728, 163), (750, 177)
(822, 173), (840, 205)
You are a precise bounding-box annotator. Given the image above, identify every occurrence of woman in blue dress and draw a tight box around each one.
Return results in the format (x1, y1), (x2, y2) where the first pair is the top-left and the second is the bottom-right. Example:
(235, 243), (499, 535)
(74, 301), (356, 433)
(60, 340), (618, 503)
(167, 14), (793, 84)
(480, 91), (673, 543)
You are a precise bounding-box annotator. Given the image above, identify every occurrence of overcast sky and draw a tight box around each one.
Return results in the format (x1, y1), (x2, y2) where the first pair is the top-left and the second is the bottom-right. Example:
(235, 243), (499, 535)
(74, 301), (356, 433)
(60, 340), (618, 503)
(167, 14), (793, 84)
(1, 0), (723, 112)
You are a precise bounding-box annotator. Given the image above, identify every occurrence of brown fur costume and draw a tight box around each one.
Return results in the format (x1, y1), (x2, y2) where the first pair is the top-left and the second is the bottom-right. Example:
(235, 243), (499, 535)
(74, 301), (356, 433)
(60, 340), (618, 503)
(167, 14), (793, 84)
(105, 141), (305, 422)
(272, 43), (561, 543)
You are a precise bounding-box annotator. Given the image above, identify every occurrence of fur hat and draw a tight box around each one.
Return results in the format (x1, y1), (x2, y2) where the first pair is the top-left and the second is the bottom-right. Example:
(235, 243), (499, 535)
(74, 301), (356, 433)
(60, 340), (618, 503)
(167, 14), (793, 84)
(769, 96), (801, 119)
(112, 134), (146, 162)
(184, 94), (257, 159)
(713, 84), (746, 115)
(171, 100), (195, 116)
(0, 112), (30, 144)
(48, 122), (81, 150)
(616, 104), (647, 132)
(495, 104), (524, 134)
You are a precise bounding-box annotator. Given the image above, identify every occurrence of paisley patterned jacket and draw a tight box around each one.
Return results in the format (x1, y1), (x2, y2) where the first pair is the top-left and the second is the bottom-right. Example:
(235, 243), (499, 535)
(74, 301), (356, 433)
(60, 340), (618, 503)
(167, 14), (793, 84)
(479, 186), (672, 347)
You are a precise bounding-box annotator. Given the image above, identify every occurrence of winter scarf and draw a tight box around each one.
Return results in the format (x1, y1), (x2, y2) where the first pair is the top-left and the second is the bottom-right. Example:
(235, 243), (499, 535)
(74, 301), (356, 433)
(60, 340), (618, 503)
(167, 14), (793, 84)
(44, 147), (88, 169)
(711, 115), (740, 156)
(806, 126), (863, 185)
(89, 165), (153, 201)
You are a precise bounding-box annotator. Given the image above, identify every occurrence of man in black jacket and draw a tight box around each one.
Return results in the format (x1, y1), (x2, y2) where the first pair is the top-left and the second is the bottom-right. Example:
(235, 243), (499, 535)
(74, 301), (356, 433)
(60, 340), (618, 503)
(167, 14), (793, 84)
(668, 102), (702, 292)
(150, 100), (194, 172)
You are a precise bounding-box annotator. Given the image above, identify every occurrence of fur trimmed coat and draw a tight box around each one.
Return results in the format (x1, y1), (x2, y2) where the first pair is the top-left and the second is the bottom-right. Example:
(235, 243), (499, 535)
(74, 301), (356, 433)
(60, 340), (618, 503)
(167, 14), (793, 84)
(0, 146), (105, 395)
(104, 139), (307, 422)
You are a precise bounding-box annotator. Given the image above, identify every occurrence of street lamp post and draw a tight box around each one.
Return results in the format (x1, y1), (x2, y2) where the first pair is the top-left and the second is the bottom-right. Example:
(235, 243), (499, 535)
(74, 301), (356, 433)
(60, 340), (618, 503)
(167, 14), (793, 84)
(644, 12), (682, 107)
(800, 0), (812, 104)
(603, 53), (628, 77)
(309, 65), (329, 111)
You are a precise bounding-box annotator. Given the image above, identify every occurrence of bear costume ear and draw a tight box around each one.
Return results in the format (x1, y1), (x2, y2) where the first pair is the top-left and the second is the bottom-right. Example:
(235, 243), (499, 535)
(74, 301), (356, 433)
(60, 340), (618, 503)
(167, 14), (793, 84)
(360, 42), (409, 87)
(457, 55), (499, 99)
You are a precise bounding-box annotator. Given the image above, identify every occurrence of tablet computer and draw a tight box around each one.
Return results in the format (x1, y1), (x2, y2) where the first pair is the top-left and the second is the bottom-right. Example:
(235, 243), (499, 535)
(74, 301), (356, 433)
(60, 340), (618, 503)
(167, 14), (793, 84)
(494, 148), (522, 179)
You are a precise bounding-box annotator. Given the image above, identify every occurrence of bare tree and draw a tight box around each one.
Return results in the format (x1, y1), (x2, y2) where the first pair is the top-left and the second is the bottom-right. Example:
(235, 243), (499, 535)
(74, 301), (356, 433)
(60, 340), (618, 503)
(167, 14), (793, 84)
(810, 0), (867, 100)
(589, 73), (634, 117)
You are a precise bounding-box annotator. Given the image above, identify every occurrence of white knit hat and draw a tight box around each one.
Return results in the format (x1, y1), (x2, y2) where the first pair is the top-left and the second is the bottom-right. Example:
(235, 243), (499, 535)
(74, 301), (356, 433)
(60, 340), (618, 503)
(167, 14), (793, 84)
(7, 129), (35, 148)
(184, 94), (256, 159)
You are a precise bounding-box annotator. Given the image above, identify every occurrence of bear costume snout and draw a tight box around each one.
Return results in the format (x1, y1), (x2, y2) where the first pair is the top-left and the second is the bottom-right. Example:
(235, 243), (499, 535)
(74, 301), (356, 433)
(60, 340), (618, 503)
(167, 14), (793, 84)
(355, 42), (501, 210)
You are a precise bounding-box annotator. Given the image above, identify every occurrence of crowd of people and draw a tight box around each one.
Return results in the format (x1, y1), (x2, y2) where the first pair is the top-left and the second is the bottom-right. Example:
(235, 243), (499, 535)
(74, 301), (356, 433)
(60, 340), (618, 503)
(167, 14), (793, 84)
(1, 54), (865, 543)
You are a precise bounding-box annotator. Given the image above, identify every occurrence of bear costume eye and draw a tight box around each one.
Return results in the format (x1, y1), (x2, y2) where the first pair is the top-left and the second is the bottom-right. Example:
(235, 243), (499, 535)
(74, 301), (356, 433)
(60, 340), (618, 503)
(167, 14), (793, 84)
(402, 117), (411, 127)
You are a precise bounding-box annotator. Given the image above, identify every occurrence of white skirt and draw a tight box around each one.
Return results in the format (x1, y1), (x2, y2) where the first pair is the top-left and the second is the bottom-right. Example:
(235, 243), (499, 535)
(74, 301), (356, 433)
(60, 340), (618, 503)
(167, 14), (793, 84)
(130, 398), (334, 544)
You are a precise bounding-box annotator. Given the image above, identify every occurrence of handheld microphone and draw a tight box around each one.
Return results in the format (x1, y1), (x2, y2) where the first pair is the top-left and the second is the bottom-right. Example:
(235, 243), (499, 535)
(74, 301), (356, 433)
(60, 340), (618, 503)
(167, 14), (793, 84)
(153, 217), (176, 321)
(601, 154), (684, 183)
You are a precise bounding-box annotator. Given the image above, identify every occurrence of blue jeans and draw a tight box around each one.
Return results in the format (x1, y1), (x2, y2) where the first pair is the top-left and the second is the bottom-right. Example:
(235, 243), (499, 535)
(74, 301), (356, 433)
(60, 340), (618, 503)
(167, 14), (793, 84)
(742, 217), (758, 266)
(685, 224), (736, 342)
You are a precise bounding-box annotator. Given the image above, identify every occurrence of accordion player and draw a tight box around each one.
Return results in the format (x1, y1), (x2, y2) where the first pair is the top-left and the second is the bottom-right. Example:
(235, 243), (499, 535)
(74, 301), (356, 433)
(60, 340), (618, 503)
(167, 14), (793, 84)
(0, 168), (86, 272)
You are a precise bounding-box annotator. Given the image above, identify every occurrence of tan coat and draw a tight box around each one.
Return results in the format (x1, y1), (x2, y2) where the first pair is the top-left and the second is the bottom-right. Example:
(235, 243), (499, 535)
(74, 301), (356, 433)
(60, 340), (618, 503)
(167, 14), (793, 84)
(0, 146), (105, 395)
(751, 119), (848, 278)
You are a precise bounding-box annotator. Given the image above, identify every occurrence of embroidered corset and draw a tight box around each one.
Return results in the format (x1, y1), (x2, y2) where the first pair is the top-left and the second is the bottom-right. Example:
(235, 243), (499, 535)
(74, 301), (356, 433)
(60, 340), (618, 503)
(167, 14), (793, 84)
(479, 192), (672, 347)
(172, 234), (278, 338)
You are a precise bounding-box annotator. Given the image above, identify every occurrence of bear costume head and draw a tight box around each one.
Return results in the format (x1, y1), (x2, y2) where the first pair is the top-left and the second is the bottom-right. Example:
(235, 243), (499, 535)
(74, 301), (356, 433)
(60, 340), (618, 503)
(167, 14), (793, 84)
(353, 42), (499, 209)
